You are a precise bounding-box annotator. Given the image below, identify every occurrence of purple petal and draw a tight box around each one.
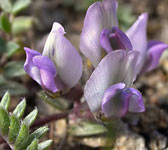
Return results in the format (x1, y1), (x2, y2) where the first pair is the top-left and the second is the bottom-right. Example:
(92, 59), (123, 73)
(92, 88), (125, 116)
(84, 50), (139, 112)
(148, 40), (163, 49)
(30, 53), (59, 93)
(127, 88), (145, 113)
(40, 69), (59, 93)
(100, 27), (132, 53)
(141, 41), (168, 73)
(101, 83), (128, 118)
(43, 22), (83, 88)
(102, 86), (144, 118)
(24, 47), (41, 84)
(126, 13), (148, 74)
(80, 0), (118, 67)
(100, 29), (113, 53)
(33, 55), (56, 75)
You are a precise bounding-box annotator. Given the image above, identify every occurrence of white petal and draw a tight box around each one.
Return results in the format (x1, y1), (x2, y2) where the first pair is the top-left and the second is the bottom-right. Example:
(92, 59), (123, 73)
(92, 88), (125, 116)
(43, 22), (83, 88)
(80, 0), (118, 67)
(126, 13), (148, 74)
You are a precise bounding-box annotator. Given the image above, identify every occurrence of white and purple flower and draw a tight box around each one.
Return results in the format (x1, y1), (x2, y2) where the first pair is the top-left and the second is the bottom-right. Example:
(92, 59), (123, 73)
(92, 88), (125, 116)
(80, 0), (168, 75)
(84, 50), (145, 118)
(24, 22), (83, 93)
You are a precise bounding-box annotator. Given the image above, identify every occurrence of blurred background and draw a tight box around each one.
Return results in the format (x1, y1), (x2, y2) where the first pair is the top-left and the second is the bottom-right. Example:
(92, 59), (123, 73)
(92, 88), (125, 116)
(0, 0), (168, 149)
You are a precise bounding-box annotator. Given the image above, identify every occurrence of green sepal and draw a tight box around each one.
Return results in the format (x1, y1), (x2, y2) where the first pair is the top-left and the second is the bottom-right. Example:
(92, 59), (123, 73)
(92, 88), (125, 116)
(26, 139), (38, 150)
(8, 114), (20, 143)
(0, 91), (10, 110)
(15, 123), (29, 150)
(13, 99), (26, 119)
(38, 91), (68, 111)
(0, 106), (10, 135)
(37, 140), (52, 150)
(23, 108), (38, 127)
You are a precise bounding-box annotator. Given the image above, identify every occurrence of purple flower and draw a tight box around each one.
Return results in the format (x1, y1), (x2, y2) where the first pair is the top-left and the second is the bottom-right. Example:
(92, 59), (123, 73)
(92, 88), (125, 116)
(126, 13), (168, 74)
(84, 50), (145, 118)
(80, 0), (118, 67)
(24, 22), (83, 93)
(80, 0), (168, 75)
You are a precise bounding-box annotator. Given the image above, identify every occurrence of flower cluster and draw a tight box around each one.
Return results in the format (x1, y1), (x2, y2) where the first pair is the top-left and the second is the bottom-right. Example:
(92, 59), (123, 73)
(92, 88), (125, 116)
(24, 0), (168, 119)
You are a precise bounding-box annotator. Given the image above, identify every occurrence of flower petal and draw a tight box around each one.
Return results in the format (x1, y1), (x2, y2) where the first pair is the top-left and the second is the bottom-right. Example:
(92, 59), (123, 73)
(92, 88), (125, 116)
(24, 47), (41, 84)
(33, 55), (56, 75)
(80, 2), (106, 67)
(43, 22), (83, 88)
(80, 0), (118, 67)
(40, 69), (59, 93)
(100, 27), (132, 53)
(84, 50), (139, 112)
(43, 22), (66, 57)
(140, 41), (168, 73)
(101, 83), (128, 118)
(100, 29), (113, 53)
(32, 55), (60, 93)
(102, 0), (118, 27)
(147, 40), (163, 49)
(127, 88), (145, 113)
(126, 13), (148, 74)
(102, 86), (144, 118)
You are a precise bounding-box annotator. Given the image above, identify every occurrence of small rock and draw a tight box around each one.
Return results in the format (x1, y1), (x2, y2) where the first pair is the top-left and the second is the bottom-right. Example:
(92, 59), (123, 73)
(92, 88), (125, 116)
(149, 130), (167, 150)
(113, 132), (147, 150)
(54, 119), (67, 144)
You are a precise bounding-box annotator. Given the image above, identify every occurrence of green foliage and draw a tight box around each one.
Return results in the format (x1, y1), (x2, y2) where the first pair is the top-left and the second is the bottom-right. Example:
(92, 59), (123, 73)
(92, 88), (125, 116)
(3, 61), (26, 78)
(38, 140), (53, 150)
(0, 106), (10, 135)
(0, 0), (12, 13)
(0, 37), (6, 53)
(38, 91), (69, 111)
(76, 0), (98, 11)
(0, 0), (31, 14)
(0, 91), (10, 109)
(26, 139), (38, 150)
(0, 75), (28, 96)
(6, 41), (20, 57)
(12, 0), (31, 15)
(118, 4), (136, 31)
(23, 108), (38, 127)
(0, 92), (52, 150)
(13, 98), (26, 119)
(69, 121), (107, 136)
(63, 0), (98, 11)
(0, 12), (11, 33)
(0, 39), (20, 57)
(0, 0), (33, 35)
(8, 115), (20, 143)
(12, 16), (33, 35)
